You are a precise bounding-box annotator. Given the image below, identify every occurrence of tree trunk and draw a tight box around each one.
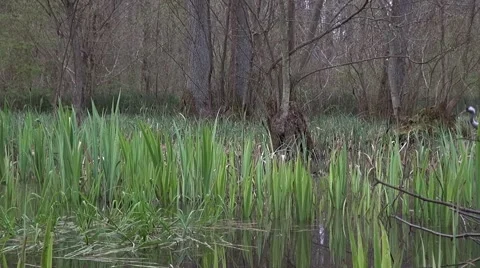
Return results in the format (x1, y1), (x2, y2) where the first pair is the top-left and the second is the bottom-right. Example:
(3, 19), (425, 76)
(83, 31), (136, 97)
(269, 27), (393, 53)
(84, 4), (97, 111)
(228, 0), (253, 114)
(217, 0), (231, 110)
(387, 0), (410, 121)
(186, 0), (213, 117)
(279, 0), (292, 117)
(268, 0), (314, 157)
(297, 0), (325, 74)
(141, 1), (153, 93)
(66, 0), (87, 120)
(322, 0), (336, 63)
(376, 55), (392, 117)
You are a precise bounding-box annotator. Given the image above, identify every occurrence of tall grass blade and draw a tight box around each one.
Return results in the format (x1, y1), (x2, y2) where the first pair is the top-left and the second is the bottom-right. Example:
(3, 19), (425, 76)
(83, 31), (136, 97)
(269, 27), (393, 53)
(40, 216), (55, 268)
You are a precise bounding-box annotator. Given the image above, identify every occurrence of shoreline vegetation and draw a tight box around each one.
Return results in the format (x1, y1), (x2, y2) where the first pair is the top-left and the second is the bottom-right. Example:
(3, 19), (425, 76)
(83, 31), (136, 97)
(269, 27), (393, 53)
(1, 105), (480, 267)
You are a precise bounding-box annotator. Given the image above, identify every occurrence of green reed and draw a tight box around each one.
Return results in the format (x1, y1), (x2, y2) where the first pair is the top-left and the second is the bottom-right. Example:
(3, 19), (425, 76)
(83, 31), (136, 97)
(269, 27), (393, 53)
(139, 124), (178, 209)
(201, 244), (227, 268)
(327, 145), (347, 210)
(294, 228), (312, 268)
(1, 107), (480, 267)
(476, 127), (480, 208)
(1, 107), (318, 258)
(347, 216), (367, 268)
(293, 157), (313, 223)
(254, 155), (266, 220)
(40, 214), (54, 268)
(324, 128), (480, 267)
(241, 138), (254, 219)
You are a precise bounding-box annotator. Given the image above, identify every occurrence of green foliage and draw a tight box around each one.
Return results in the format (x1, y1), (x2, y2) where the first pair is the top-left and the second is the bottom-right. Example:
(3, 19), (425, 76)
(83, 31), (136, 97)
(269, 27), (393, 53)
(328, 146), (347, 210)
(40, 215), (54, 268)
(0, 109), (478, 266)
(348, 216), (367, 268)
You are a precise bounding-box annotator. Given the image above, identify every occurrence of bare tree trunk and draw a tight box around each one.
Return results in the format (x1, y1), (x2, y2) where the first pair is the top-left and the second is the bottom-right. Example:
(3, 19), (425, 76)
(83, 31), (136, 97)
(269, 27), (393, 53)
(65, 0), (87, 120)
(387, 0), (410, 121)
(351, 65), (370, 117)
(292, 0), (325, 96)
(322, 0), (336, 63)
(141, 1), (153, 93)
(268, 0), (313, 156)
(84, 3), (97, 110)
(64, 0), (109, 120)
(186, 0), (213, 117)
(376, 53), (392, 117)
(278, 0), (291, 117)
(268, 0), (293, 151)
(437, 0), (448, 111)
(217, 0), (231, 110)
(249, 0), (277, 116)
(228, 0), (253, 114)
(297, 0), (325, 73)
(154, 5), (161, 98)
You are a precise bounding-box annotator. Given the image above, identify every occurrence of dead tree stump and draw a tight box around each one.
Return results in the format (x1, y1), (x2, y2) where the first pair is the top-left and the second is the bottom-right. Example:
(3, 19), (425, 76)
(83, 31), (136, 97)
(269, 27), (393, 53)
(267, 103), (314, 158)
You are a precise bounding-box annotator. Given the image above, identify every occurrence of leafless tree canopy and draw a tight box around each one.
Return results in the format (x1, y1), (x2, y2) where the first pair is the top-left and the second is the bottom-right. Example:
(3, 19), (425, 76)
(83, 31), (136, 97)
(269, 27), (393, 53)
(0, 0), (478, 119)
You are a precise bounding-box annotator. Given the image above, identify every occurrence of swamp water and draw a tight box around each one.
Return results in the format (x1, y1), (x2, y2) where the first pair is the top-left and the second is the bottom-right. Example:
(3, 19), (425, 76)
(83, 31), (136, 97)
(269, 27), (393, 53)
(4, 186), (480, 268)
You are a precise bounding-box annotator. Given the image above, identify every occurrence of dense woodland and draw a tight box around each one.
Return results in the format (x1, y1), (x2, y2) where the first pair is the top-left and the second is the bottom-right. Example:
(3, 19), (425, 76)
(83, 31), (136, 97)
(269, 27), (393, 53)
(0, 0), (479, 119)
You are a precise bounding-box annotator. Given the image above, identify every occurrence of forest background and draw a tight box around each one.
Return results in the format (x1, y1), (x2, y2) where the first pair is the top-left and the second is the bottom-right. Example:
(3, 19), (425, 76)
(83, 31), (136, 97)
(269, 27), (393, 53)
(0, 0), (478, 124)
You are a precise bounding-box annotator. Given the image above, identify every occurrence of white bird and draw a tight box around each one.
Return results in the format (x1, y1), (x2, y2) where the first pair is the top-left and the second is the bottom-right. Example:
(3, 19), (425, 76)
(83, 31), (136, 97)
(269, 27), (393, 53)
(466, 106), (479, 129)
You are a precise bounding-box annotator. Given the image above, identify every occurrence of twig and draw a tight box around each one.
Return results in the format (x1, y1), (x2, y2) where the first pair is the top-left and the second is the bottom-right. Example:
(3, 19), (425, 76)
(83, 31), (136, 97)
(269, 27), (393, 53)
(268, 0), (370, 72)
(373, 178), (480, 215)
(393, 216), (480, 239)
(419, 254), (480, 268)
(459, 255), (480, 268)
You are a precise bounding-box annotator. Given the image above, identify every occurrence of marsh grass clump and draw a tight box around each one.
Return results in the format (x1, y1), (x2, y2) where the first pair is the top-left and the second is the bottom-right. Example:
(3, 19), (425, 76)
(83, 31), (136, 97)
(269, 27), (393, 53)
(1, 106), (480, 266)
(0, 106), (318, 263)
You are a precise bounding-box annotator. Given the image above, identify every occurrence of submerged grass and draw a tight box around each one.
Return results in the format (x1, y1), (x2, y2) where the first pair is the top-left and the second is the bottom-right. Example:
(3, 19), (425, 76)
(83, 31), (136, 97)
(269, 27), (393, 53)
(0, 107), (479, 267)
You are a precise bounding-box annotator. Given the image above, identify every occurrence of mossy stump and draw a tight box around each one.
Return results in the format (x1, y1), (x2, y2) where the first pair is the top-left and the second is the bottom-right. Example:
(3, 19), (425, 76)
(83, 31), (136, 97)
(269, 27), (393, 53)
(267, 104), (314, 159)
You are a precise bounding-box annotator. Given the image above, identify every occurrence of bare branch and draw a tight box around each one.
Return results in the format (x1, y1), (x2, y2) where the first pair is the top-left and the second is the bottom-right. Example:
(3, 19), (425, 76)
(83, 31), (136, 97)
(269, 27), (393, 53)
(374, 177), (480, 215)
(268, 0), (370, 72)
(393, 215), (480, 239)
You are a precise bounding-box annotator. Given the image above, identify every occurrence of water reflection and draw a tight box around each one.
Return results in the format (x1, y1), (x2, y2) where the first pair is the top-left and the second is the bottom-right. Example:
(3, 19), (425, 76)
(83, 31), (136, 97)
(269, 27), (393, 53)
(5, 221), (341, 268)
(5, 216), (480, 267)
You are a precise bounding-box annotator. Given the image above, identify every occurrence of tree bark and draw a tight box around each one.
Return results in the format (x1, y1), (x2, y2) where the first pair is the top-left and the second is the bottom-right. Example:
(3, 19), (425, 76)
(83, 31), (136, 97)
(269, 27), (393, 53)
(141, 1), (153, 93)
(387, 0), (410, 121)
(279, 0), (293, 117)
(186, 0), (213, 117)
(268, 0), (314, 156)
(228, 0), (253, 113)
(65, 0), (87, 120)
(297, 0), (325, 73)
(376, 51), (392, 117)
(217, 0), (231, 109)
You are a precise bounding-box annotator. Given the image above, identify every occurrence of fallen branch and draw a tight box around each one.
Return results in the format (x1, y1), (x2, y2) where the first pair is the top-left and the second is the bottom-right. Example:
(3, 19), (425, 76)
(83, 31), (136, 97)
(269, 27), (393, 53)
(373, 178), (480, 215)
(393, 215), (480, 239)
(420, 254), (480, 268)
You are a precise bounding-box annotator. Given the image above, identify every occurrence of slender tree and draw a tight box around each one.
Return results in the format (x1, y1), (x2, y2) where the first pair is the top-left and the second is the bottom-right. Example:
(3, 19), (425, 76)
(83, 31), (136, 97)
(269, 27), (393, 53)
(387, 0), (411, 121)
(185, 0), (213, 116)
(228, 0), (253, 113)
